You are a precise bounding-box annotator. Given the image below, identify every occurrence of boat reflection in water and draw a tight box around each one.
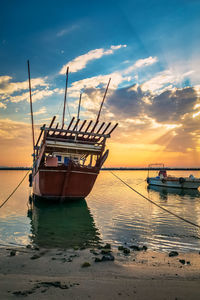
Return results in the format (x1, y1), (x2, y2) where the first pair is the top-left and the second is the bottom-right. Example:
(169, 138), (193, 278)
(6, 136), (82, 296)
(147, 184), (200, 201)
(28, 197), (100, 248)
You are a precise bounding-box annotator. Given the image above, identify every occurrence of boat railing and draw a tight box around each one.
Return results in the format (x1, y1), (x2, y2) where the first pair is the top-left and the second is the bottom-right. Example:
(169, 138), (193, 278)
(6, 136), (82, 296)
(45, 135), (104, 146)
(45, 139), (103, 153)
(34, 117), (118, 153)
(45, 127), (110, 138)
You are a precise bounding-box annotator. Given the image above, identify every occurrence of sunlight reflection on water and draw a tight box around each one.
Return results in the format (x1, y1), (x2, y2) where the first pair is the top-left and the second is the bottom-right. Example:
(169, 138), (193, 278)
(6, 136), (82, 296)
(0, 170), (200, 252)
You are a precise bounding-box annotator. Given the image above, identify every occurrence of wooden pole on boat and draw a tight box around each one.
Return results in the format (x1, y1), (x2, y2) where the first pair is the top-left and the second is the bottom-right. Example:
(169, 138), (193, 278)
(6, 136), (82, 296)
(27, 60), (35, 159)
(62, 66), (69, 128)
(96, 78), (111, 123)
(77, 93), (82, 120)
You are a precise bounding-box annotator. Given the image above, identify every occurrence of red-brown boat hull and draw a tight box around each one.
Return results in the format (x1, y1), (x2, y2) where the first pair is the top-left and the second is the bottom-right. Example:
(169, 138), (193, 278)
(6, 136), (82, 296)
(33, 165), (99, 199)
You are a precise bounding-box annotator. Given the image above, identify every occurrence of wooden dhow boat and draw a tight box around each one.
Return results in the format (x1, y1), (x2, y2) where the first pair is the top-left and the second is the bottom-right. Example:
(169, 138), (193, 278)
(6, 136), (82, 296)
(28, 62), (118, 200)
(147, 164), (200, 189)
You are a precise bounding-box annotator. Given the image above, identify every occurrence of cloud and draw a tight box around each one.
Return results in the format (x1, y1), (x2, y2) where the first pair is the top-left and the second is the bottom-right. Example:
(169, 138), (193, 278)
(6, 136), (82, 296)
(147, 87), (198, 123)
(0, 118), (32, 141)
(59, 45), (127, 74)
(123, 56), (158, 75)
(108, 84), (144, 118)
(141, 69), (194, 93)
(28, 106), (47, 115)
(56, 24), (79, 37)
(0, 76), (49, 95)
(104, 81), (200, 155)
(6, 89), (55, 103)
(153, 114), (200, 154)
(70, 72), (125, 92)
(0, 102), (7, 109)
(111, 45), (126, 50)
(107, 83), (198, 124)
(0, 76), (12, 84)
(0, 72), (63, 104)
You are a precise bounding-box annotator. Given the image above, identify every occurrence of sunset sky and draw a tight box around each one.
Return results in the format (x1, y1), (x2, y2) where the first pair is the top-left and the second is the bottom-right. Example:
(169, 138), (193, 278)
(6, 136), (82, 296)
(1, 0), (200, 167)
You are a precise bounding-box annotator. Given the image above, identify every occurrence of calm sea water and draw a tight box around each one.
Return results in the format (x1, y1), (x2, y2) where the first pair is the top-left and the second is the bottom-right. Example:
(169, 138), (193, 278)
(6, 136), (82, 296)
(0, 170), (200, 252)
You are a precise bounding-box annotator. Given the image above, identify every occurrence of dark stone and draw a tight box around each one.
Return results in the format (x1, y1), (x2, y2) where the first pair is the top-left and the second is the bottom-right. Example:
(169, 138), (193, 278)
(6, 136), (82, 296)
(118, 246), (124, 251)
(10, 250), (16, 257)
(123, 248), (130, 255)
(81, 262), (91, 268)
(90, 250), (99, 255)
(179, 259), (185, 265)
(13, 291), (28, 296)
(130, 245), (140, 251)
(94, 257), (102, 263)
(169, 251), (179, 257)
(70, 254), (78, 258)
(186, 261), (191, 265)
(33, 246), (40, 251)
(30, 254), (41, 260)
(61, 258), (67, 263)
(109, 254), (115, 261)
(101, 254), (115, 261)
(13, 289), (35, 296)
(40, 281), (68, 289)
(67, 258), (73, 262)
(142, 245), (148, 251)
(26, 245), (31, 249)
(103, 243), (111, 249)
(79, 246), (86, 250)
(101, 249), (111, 255)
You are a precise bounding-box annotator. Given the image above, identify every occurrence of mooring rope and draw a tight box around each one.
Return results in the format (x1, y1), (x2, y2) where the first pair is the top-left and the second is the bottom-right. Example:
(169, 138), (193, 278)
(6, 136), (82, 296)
(0, 169), (31, 209)
(110, 171), (200, 229)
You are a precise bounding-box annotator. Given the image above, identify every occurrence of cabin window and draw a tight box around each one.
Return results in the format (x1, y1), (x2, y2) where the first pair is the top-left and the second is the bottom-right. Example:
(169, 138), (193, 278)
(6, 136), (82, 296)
(73, 156), (79, 163)
(64, 157), (70, 165)
(57, 155), (61, 162)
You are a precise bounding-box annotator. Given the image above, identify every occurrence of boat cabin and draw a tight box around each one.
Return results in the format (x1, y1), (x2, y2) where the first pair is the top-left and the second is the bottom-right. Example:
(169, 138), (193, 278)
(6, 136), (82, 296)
(158, 169), (167, 178)
(33, 117), (117, 172)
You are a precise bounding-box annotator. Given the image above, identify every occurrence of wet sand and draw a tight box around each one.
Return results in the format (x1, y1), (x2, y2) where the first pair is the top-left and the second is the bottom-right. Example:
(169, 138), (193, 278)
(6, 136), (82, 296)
(0, 246), (200, 299)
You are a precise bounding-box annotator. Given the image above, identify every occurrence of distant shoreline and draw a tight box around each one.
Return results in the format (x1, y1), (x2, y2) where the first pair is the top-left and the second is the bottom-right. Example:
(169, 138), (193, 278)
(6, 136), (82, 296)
(1, 167), (200, 171)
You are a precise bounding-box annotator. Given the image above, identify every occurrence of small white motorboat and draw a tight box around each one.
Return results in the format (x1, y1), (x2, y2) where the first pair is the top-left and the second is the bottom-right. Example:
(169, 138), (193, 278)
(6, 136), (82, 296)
(147, 164), (200, 189)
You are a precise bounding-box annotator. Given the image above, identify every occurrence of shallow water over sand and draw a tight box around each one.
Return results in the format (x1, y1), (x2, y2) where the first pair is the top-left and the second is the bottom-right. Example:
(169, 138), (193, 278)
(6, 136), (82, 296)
(0, 170), (200, 252)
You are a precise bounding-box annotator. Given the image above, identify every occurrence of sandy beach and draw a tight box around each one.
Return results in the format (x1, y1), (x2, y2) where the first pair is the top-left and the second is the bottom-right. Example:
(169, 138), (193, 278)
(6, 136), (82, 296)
(0, 245), (200, 299)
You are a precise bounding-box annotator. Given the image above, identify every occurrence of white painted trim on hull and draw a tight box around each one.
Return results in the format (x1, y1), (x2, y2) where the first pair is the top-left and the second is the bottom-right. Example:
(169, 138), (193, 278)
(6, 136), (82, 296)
(147, 178), (200, 189)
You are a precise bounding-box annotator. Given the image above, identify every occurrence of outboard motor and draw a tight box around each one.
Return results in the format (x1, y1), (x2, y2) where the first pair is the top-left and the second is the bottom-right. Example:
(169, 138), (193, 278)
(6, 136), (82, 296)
(179, 177), (185, 184)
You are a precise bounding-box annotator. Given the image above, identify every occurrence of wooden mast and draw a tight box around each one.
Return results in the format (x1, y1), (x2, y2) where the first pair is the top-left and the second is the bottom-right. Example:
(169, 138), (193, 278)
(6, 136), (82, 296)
(27, 60), (35, 160)
(77, 93), (82, 120)
(62, 66), (69, 128)
(96, 78), (111, 123)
